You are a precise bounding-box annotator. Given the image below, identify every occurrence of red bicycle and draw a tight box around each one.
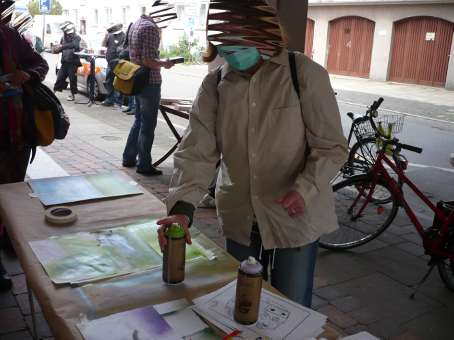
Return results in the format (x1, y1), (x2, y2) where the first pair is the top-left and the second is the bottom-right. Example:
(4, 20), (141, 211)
(320, 100), (454, 293)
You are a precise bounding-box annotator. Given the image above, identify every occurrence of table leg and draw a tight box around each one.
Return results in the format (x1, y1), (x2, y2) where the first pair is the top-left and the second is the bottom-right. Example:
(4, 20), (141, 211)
(26, 280), (39, 340)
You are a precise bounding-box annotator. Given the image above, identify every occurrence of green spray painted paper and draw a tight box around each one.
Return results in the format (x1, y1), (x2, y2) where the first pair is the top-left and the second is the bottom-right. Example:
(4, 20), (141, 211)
(29, 220), (208, 285)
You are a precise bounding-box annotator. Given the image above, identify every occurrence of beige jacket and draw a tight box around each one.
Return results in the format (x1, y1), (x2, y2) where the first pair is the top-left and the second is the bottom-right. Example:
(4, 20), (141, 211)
(166, 50), (348, 250)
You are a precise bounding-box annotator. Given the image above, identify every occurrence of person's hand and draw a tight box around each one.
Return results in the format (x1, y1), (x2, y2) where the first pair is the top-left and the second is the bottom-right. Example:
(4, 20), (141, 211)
(275, 190), (305, 218)
(52, 45), (62, 53)
(156, 214), (192, 251)
(10, 70), (30, 87)
(163, 60), (174, 69)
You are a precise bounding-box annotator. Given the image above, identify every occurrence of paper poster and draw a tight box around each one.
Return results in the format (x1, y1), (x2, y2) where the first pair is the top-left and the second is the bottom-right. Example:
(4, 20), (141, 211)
(29, 172), (143, 206)
(30, 220), (212, 285)
(193, 281), (327, 340)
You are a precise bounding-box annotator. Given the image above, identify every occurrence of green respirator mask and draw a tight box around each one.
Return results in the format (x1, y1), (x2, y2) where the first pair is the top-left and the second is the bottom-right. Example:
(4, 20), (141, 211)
(217, 46), (261, 72)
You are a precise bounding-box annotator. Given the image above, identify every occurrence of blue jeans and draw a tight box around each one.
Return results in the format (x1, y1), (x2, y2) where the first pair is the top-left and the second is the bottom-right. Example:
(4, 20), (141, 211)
(127, 96), (137, 111)
(226, 227), (318, 308)
(122, 84), (161, 171)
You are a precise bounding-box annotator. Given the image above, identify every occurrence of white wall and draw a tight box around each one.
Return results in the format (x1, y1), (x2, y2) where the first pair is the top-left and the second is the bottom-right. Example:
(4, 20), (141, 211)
(308, 3), (454, 88)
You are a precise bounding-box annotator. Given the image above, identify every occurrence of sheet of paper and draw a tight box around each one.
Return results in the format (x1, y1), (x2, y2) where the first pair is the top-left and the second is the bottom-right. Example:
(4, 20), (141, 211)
(30, 220), (213, 285)
(192, 281), (327, 340)
(341, 332), (380, 340)
(29, 172), (143, 206)
(78, 305), (179, 340)
(164, 308), (208, 338)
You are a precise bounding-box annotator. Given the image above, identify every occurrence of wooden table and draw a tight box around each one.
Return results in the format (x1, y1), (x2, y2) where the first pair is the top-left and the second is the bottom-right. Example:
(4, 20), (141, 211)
(0, 176), (340, 339)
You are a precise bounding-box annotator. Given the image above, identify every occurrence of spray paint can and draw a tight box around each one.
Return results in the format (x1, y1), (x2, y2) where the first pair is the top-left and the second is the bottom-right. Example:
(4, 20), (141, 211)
(234, 256), (263, 324)
(162, 223), (186, 284)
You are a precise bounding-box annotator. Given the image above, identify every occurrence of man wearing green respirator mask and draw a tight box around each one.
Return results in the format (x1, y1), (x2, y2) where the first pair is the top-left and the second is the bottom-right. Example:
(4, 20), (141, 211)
(158, 0), (348, 308)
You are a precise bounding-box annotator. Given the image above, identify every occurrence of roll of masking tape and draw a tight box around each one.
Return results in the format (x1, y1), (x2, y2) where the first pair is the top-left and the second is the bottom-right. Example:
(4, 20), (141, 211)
(45, 206), (77, 225)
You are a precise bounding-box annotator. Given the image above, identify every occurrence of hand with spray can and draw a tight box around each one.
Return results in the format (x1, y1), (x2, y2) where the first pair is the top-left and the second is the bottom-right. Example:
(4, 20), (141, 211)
(157, 214), (192, 284)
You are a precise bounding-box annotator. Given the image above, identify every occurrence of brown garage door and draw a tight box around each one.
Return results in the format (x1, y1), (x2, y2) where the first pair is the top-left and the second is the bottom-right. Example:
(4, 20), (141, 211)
(305, 19), (315, 58)
(389, 17), (454, 87)
(327, 16), (375, 78)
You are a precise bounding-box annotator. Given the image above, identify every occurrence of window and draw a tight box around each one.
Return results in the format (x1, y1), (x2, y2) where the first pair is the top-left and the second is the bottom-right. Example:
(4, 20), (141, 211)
(46, 24), (51, 34)
(141, 6), (147, 15)
(80, 20), (86, 35)
(199, 4), (207, 26)
(176, 5), (184, 21)
(122, 7), (128, 24)
(73, 9), (79, 25)
(105, 7), (112, 24)
(63, 10), (69, 17)
(94, 9), (99, 25)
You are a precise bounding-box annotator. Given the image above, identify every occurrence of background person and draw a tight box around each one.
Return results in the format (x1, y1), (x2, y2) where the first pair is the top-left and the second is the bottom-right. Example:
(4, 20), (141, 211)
(101, 23), (126, 107)
(122, 1), (175, 176)
(157, 0), (348, 308)
(0, 0), (49, 291)
(53, 21), (81, 101)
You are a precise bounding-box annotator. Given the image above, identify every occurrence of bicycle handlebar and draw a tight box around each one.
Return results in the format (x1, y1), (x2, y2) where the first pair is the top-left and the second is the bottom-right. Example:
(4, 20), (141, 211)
(369, 97), (384, 113)
(400, 143), (423, 154)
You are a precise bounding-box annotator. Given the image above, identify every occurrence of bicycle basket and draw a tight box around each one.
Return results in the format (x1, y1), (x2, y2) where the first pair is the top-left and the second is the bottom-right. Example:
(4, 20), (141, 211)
(375, 113), (405, 135)
(353, 119), (376, 139)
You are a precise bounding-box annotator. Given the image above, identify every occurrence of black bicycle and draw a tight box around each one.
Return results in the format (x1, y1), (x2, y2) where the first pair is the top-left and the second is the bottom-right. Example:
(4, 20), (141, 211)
(341, 98), (404, 177)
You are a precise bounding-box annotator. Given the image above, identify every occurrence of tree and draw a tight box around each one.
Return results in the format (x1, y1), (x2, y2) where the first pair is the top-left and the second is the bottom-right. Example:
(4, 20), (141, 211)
(28, 0), (63, 17)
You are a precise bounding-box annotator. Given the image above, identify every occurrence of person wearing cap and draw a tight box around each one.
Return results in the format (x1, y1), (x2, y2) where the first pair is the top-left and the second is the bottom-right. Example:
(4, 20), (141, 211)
(53, 21), (81, 101)
(158, 0), (348, 308)
(0, 0), (49, 291)
(122, 1), (175, 176)
(101, 23), (126, 107)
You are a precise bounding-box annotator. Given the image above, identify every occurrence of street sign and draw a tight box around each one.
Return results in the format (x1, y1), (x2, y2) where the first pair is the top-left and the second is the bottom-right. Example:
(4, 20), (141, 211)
(39, 0), (52, 14)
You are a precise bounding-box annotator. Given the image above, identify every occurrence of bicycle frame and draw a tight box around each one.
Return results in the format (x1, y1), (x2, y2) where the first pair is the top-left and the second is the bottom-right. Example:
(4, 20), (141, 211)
(351, 150), (454, 260)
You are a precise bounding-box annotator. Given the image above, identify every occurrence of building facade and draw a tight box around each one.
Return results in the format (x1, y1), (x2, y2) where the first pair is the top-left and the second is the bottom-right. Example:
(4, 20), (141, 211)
(307, 0), (454, 89)
(58, 0), (209, 50)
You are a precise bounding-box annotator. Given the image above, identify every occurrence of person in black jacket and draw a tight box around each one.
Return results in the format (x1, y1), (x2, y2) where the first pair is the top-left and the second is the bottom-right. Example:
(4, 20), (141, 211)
(101, 23), (126, 106)
(53, 22), (81, 101)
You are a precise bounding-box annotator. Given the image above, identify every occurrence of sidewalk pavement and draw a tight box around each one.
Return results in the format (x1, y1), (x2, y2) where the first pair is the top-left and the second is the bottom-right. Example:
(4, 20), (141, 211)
(1, 82), (454, 340)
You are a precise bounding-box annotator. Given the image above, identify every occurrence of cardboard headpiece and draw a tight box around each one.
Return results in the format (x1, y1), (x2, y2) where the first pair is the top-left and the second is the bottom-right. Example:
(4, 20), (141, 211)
(149, 0), (177, 29)
(0, 0), (15, 25)
(205, 0), (283, 60)
(12, 12), (33, 34)
(107, 23), (123, 34)
(60, 21), (75, 34)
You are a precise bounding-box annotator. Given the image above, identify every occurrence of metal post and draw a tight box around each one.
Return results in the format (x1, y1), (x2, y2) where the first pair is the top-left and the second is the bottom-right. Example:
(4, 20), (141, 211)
(42, 14), (46, 48)
(26, 280), (39, 340)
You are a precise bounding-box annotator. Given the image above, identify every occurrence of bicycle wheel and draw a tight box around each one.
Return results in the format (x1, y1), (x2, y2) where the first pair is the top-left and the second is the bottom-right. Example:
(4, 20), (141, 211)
(438, 235), (454, 292)
(347, 137), (378, 173)
(320, 175), (399, 250)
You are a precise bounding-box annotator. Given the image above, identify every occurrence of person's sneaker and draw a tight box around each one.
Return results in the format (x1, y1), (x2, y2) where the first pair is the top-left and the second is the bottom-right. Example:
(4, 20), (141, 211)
(122, 161), (136, 168)
(136, 167), (163, 176)
(66, 94), (75, 101)
(101, 100), (114, 107)
(199, 193), (216, 209)
(0, 261), (12, 292)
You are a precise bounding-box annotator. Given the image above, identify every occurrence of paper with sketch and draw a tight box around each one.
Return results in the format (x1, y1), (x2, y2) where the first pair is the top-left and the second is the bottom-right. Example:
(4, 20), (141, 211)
(192, 281), (327, 340)
(30, 220), (210, 285)
(29, 172), (143, 206)
(78, 305), (179, 340)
